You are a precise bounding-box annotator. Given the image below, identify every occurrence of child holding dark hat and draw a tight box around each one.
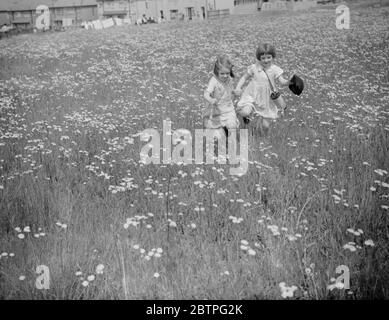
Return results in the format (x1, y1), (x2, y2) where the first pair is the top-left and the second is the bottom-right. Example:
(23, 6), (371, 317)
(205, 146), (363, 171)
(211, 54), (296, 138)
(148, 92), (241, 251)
(234, 43), (292, 134)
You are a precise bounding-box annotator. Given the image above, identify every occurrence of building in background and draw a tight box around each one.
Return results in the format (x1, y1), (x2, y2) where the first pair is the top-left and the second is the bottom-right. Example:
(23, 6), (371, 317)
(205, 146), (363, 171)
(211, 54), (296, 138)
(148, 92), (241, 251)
(0, 0), (98, 30)
(0, 0), (315, 32)
(96, 0), (208, 22)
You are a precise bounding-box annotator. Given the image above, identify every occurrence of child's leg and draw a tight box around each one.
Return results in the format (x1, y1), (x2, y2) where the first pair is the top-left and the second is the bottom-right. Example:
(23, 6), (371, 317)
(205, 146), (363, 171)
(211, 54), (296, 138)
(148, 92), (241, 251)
(204, 128), (226, 163)
(262, 118), (270, 130)
(224, 117), (239, 158)
(255, 117), (270, 136)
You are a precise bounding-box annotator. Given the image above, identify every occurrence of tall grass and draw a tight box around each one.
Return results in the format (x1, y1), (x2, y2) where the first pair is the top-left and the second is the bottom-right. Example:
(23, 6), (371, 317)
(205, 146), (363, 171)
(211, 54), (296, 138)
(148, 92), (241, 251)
(0, 2), (388, 299)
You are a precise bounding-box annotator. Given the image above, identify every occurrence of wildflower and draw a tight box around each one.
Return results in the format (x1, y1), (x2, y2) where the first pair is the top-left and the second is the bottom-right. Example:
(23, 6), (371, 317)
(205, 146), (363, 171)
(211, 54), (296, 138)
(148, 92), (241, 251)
(19, 275), (26, 281)
(343, 243), (357, 252)
(23, 226), (31, 233)
(15, 227), (21, 232)
(140, 248), (146, 254)
(169, 220), (177, 228)
(240, 245), (248, 251)
(248, 249), (256, 256)
(87, 275), (95, 282)
(9, 253), (15, 257)
(156, 248), (163, 254)
(148, 251), (155, 257)
(17, 233), (25, 239)
(374, 169), (388, 176)
(190, 223), (196, 229)
(146, 224), (152, 229)
(233, 217), (244, 223)
(75, 271), (82, 276)
(240, 240), (249, 246)
(95, 264), (105, 274)
(153, 272), (160, 278)
(82, 280), (89, 287)
(1, 252), (7, 257)
(364, 239), (375, 247)
(133, 244), (140, 250)
(279, 282), (298, 298)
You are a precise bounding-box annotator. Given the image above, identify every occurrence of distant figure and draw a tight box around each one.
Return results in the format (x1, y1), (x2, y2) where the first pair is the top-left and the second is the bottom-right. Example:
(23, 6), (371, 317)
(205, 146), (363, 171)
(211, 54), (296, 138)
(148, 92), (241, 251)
(0, 24), (11, 38)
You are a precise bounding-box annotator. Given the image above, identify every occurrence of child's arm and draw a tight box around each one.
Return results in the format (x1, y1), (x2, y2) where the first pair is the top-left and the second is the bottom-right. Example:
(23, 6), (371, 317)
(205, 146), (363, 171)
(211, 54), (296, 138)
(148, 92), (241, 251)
(204, 90), (217, 105)
(204, 77), (218, 105)
(277, 74), (291, 86)
(234, 72), (250, 95)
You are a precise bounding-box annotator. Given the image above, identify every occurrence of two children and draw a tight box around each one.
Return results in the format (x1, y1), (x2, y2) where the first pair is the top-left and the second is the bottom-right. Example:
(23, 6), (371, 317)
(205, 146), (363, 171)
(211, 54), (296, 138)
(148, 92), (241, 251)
(204, 43), (291, 135)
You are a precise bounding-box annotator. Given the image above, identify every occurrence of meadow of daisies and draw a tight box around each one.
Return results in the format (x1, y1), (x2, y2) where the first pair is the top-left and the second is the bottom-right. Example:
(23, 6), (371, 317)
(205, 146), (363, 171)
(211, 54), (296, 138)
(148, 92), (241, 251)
(0, 2), (388, 299)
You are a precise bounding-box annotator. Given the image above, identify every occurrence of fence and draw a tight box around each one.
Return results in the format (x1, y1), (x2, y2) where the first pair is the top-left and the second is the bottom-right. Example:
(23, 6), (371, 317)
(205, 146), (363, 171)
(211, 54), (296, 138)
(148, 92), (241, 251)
(207, 9), (230, 19)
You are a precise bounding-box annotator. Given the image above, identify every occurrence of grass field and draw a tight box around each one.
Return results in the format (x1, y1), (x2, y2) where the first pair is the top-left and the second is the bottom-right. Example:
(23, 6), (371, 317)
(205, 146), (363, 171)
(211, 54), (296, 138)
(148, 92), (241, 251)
(0, 2), (388, 299)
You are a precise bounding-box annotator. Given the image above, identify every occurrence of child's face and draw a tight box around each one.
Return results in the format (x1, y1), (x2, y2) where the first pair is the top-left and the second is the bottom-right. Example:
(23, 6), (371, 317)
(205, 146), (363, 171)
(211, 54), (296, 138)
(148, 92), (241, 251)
(259, 54), (273, 68)
(218, 66), (230, 83)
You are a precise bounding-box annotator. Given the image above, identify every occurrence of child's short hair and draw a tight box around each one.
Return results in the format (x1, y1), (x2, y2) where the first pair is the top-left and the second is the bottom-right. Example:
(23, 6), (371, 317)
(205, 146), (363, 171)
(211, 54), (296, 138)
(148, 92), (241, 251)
(213, 56), (235, 78)
(256, 43), (276, 60)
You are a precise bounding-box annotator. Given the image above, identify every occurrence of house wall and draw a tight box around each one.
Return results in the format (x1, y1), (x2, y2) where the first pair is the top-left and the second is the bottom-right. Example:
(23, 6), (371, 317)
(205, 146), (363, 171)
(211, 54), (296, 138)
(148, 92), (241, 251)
(127, 0), (207, 21)
(0, 12), (11, 25)
(214, 0), (235, 12)
(76, 6), (98, 21)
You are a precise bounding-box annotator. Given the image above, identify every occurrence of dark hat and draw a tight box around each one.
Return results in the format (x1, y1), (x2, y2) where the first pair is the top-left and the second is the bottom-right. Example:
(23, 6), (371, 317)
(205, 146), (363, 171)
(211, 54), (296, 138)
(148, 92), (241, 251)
(289, 74), (304, 96)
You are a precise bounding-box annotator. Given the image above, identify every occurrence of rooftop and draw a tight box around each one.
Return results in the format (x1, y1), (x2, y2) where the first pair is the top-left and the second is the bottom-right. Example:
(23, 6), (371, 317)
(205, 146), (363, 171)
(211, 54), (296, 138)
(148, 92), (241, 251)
(0, 0), (98, 11)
